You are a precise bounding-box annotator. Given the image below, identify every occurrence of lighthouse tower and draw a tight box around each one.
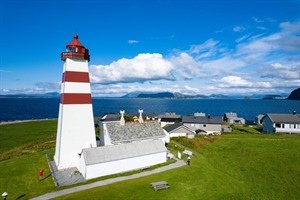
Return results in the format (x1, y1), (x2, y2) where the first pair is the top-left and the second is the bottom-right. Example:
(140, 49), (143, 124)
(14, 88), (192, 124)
(54, 34), (96, 170)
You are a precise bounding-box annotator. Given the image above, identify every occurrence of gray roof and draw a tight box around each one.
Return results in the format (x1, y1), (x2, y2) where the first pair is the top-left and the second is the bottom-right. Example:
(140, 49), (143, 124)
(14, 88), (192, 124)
(82, 140), (167, 165)
(158, 113), (181, 119)
(165, 123), (183, 132)
(266, 114), (300, 123)
(224, 112), (238, 118)
(182, 116), (223, 124)
(165, 123), (193, 133)
(106, 121), (166, 143)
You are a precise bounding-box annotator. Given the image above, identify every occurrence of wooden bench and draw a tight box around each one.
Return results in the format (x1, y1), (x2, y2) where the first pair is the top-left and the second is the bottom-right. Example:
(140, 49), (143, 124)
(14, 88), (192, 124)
(150, 181), (170, 191)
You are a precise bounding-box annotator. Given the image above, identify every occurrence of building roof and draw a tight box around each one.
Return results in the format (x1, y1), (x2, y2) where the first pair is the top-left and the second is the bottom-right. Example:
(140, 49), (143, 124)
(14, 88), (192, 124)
(66, 34), (84, 47)
(265, 114), (300, 123)
(224, 112), (238, 118)
(106, 121), (166, 143)
(82, 140), (166, 165)
(182, 116), (223, 124)
(160, 117), (182, 122)
(102, 113), (156, 122)
(158, 113), (181, 119)
(165, 123), (193, 133)
(165, 123), (182, 132)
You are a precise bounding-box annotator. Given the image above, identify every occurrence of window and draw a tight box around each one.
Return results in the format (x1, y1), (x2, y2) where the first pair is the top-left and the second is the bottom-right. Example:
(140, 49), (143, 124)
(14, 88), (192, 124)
(67, 47), (77, 52)
(275, 123), (281, 128)
(203, 124), (206, 127)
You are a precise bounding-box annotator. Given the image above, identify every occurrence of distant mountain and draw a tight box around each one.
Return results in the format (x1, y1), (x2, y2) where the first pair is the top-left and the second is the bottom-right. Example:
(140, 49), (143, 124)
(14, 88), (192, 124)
(0, 92), (60, 98)
(121, 92), (142, 98)
(287, 88), (300, 100)
(122, 92), (227, 99)
(209, 94), (229, 99)
(137, 92), (174, 98)
(262, 94), (285, 100)
(249, 93), (288, 99)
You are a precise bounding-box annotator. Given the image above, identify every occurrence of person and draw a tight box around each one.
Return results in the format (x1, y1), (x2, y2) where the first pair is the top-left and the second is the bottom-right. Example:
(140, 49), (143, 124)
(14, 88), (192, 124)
(39, 169), (44, 179)
(187, 156), (191, 166)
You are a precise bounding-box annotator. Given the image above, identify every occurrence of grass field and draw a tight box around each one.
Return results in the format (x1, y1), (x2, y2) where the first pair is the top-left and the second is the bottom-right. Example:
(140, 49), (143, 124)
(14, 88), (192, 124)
(0, 121), (299, 199)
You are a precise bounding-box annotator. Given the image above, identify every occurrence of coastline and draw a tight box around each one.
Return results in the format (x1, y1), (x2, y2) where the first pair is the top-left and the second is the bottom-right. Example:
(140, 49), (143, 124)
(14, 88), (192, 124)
(0, 118), (56, 125)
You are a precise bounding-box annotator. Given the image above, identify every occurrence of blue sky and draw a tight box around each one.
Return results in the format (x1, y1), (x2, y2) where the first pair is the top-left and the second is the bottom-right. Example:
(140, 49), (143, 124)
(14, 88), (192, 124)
(0, 0), (299, 97)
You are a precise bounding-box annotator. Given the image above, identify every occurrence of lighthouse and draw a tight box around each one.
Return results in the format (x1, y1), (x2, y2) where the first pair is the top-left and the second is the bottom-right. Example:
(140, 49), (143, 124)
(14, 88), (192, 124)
(54, 34), (96, 170)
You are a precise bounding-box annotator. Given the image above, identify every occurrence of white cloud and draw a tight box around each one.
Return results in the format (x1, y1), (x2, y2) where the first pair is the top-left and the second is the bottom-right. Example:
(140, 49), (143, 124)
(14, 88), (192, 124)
(218, 76), (253, 87)
(252, 17), (264, 23)
(235, 34), (251, 43)
(90, 53), (175, 84)
(187, 39), (219, 55)
(4, 20), (299, 97)
(233, 26), (246, 32)
(258, 62), (300, 79)
(128, 40), (139, 44)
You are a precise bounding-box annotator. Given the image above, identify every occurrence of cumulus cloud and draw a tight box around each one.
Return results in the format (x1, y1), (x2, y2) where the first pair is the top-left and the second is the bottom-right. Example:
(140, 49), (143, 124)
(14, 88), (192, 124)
(218, 76), (253, 87)
(67, 20), (295, 97)
(128, 40), (139, 44)
(89, 53), (175, 84)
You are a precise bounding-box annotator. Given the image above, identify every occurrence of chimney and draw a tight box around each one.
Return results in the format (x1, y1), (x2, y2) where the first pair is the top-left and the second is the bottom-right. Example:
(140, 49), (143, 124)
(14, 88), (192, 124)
(138, 109), (144, 123)
(120, 110), (125, 125)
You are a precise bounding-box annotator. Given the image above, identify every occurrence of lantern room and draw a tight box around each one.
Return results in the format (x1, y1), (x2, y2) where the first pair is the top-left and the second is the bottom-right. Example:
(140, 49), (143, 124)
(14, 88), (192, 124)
(61, 34), (90, 62)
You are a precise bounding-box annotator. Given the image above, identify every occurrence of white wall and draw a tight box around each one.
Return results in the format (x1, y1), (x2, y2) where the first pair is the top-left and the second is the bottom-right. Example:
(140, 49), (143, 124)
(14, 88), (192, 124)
(54, 104), (96, 169)
(275, 123), (300, 133)
(83, 152), (166, 180)
(61, 82), (91, 94)
(63, 58), (89, 72)
(184, 123), (221, 133)
(168, 127), (194, 138)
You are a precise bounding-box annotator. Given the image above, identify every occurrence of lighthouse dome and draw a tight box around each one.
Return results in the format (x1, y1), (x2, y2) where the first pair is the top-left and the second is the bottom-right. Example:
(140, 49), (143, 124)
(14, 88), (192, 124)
(61, 34), (90, 62)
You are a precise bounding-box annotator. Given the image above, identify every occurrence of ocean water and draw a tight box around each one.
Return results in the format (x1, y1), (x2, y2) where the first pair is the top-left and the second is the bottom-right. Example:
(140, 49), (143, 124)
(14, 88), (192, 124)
(0, 98), (299, 122)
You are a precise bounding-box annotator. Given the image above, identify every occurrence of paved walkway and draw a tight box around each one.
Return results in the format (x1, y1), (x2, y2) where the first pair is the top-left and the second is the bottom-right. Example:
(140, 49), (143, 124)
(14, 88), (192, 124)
(49, 161), (85, 187)
(31, 159), (186, 200)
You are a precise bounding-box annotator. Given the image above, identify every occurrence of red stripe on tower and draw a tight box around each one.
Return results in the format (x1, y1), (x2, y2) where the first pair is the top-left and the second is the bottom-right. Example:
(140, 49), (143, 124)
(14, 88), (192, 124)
(62, 71), (90, 83)
(60, 93), (92, 104)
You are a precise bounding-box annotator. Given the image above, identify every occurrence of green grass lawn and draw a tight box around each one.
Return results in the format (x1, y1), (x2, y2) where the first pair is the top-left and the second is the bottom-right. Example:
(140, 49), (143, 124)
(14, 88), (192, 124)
(0, 121), (299, 200)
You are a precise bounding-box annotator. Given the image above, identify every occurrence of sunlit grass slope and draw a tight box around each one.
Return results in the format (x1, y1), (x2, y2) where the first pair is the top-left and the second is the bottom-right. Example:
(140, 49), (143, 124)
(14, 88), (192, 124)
(0, 121), (299, 200)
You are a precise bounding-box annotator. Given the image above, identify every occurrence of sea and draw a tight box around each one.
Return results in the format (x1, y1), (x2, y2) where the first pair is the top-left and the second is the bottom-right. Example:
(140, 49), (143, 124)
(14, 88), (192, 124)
(0, 98), (299, 122)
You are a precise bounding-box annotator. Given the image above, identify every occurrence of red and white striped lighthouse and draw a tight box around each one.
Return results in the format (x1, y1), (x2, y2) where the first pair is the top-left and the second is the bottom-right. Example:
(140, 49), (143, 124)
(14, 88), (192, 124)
(54, 34), (96, 170)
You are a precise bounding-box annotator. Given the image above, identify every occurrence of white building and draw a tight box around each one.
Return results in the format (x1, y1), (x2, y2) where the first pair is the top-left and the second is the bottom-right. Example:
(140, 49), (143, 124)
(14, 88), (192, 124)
(262, 113), (300, 133)
(165, 123), (195, 138)
(182, 115), (223, 135)
(79, 111), (169, 180)
(224, 112), (245, 124)
(79, 140), (167, 179)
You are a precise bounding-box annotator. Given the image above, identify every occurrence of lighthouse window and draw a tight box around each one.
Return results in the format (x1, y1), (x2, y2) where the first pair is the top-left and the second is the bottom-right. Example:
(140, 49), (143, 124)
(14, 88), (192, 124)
(67, 47), (77, 52)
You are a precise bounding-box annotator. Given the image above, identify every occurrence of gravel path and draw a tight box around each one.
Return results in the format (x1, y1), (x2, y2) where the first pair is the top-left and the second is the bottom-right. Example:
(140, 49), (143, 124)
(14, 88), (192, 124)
(31, 159), (185, 200)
